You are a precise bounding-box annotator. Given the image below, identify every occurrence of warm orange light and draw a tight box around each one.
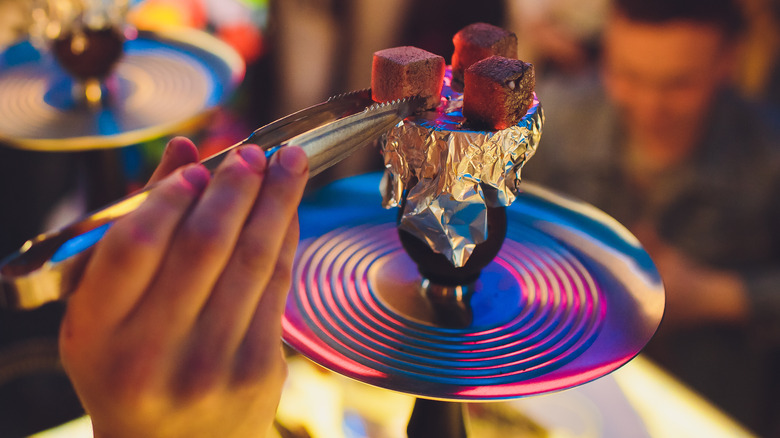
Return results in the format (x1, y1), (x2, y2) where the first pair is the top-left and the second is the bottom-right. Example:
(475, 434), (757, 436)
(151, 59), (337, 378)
(127, 1), (201, 31)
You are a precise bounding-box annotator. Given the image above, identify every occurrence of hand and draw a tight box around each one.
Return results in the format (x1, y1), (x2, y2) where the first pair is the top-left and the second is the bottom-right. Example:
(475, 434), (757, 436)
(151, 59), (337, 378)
(633, 223), (748, 329)
(59, 137), (309, 438)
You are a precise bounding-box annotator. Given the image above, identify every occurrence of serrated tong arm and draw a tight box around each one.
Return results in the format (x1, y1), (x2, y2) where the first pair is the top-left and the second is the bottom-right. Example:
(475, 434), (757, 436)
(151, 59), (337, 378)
(0, 91), (424, 310)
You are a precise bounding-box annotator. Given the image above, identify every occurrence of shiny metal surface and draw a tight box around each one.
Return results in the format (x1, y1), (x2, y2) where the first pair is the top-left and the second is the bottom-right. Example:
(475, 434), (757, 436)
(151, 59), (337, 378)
(0, 28), (244, 151)
(283, 172), (665, 401)
(0, 93), (424, 310)
(382, 69), (543, 267)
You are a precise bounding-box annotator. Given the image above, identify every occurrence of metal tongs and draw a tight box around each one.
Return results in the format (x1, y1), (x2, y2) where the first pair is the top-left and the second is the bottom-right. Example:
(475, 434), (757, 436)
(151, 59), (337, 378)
(0, 89), (425, 310)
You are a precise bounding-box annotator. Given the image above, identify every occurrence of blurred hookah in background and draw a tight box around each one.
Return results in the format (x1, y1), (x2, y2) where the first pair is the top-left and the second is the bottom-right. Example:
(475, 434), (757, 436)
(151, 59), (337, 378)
(28, 0), (129, 109)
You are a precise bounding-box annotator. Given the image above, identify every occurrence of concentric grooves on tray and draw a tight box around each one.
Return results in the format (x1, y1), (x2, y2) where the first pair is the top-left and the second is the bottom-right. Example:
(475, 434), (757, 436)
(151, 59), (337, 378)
(0, 48), (209, 142)
(286, 222), (605, 395)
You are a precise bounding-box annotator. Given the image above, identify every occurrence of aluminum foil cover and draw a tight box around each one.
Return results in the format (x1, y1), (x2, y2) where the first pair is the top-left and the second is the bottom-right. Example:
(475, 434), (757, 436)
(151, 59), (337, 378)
(380, 71), (543, 267)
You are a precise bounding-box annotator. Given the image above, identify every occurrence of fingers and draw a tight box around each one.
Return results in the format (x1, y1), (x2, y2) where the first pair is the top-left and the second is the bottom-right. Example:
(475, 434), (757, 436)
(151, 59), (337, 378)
(178, 220), (300, 397)
(192, 148), (308, 371)
(68, 144), (307, 400)
(257, 214), (301, 328)
(231, 222), (298, 386)
(147, 137), (201, 186)
(202, 215), (300, 376)
(70, 135), (201, 330)
(64, 163), (211, 341)
(60, 141), (307, 437)
(130, 145), (269, 340)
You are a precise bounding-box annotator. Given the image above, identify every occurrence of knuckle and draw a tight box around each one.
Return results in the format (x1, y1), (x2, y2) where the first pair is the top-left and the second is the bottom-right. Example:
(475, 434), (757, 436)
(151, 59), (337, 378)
(234, 346), (287, 388)
(179, 220), (227, 255)
(153, 176), (198, 210)
(105, 347), (163, 405)
(268, 259), (293, 291)
(101, 182), (196, 258)
(179, 352), (222, 397)
(98, 220), (160, 266)
(124, 220), (165, 248)
(234, 237), (273, 273)
(213, 159), (262, 197)
(277, 239), (297, 272)
(222, 159), (259, 183)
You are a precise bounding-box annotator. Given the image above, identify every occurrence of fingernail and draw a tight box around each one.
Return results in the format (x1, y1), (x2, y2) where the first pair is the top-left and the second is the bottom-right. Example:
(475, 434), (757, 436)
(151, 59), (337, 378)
(238, 144), (267, 172)
(278, 146), (308, 175)
(181, 165), (210, 192)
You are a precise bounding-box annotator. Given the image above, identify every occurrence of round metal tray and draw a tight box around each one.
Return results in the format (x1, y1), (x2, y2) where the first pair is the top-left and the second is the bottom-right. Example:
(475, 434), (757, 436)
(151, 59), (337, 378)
(283, 172), (664, 401)
(0, 28), (243, 151)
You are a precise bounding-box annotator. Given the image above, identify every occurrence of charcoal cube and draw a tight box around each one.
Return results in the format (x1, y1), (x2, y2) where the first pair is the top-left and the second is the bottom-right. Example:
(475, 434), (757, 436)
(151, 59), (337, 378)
(463, 56), (535, 130)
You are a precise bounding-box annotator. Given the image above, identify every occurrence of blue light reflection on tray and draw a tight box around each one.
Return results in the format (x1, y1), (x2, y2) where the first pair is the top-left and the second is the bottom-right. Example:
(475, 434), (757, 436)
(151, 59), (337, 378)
(286, 172), (664, 400)
(0, 28), (243, 152)
(0, 41), (41, 69)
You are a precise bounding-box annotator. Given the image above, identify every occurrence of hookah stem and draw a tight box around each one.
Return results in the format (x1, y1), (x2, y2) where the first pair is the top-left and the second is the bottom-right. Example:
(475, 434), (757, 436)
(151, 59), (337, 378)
(406, 398), (468, 438)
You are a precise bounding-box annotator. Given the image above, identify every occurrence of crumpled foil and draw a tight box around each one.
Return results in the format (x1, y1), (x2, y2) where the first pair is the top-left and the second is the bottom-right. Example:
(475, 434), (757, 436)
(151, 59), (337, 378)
(380, 71), (543, 267)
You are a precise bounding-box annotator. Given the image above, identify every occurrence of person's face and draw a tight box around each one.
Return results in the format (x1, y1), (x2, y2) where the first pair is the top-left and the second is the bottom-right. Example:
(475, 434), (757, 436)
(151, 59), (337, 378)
(602, 12), (735, 150)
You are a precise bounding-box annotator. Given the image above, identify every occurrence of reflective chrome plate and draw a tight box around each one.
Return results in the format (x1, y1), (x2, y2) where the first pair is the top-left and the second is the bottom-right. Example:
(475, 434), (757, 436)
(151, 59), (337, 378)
(283, 173), (664, 401)
(0, 28), (243, 151)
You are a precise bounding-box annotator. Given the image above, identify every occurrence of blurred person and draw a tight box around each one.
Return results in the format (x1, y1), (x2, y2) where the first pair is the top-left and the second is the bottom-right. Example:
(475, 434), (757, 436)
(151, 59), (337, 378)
(524, 0), (780, 434)
(267, 0), (418, 119)
(58, 137), (309, 437)
(506, 0), (608, 75)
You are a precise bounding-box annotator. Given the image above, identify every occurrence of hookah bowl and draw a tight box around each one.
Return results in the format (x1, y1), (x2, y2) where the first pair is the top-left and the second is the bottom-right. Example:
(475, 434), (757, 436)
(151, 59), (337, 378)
(31, 0), (129, 108)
